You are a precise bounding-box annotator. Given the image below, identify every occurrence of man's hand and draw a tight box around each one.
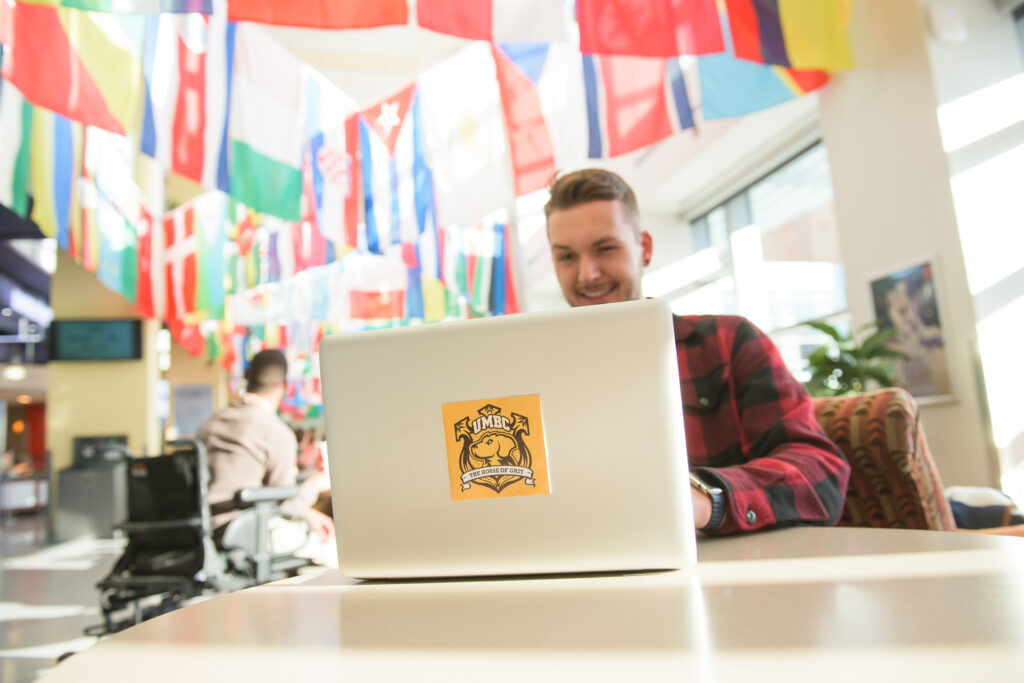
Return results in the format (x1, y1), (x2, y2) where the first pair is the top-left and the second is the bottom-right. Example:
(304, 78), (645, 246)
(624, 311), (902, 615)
(691, 486), (712, 530)
(304, 507), (335, 542)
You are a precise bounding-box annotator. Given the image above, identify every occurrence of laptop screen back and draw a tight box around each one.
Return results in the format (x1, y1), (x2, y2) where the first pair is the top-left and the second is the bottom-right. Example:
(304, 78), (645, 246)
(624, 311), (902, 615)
(319, 299), (695, 578)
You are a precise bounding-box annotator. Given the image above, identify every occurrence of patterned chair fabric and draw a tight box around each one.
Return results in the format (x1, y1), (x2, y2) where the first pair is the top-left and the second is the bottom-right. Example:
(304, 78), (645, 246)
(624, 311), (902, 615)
(813, 387), (957, 531)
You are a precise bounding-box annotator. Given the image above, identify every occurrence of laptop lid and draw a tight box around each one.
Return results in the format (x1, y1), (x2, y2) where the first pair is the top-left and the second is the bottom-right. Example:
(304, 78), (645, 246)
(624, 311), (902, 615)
(319, 298), (695, 579)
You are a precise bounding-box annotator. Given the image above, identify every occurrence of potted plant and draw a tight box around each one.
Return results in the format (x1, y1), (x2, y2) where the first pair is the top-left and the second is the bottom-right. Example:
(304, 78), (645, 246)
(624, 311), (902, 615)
(801, 320), (908, 397)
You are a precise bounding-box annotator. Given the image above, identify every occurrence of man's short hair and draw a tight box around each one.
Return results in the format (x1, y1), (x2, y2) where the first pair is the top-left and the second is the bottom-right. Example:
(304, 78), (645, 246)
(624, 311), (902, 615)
(245, 349), (287, 394)
(544, 168), (641, 237)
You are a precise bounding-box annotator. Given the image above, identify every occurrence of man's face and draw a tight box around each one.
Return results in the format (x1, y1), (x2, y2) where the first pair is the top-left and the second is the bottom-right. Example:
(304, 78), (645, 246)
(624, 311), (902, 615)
(547, 200), (653, 307)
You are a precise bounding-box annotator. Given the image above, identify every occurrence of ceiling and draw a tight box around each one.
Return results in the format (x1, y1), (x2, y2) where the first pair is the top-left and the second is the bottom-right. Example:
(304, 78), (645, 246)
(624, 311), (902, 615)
(0, 362), (45, 405)
(261, 23), (470, 107)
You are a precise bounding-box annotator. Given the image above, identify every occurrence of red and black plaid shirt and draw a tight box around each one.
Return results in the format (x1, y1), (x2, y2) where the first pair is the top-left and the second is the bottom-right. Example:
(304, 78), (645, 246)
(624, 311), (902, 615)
(675, 315), (850, 534)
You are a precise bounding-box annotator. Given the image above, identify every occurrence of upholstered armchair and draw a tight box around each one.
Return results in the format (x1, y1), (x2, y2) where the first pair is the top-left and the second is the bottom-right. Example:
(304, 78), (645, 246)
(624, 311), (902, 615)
(813, 387), (957, 531)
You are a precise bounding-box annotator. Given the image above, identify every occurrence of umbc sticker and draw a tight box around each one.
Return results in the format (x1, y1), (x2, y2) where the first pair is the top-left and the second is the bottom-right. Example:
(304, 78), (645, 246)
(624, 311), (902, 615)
(442, 395), (550, 500)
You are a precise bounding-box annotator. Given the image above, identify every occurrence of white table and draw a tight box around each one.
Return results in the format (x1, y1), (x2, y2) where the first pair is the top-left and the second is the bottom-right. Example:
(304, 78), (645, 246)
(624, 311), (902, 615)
(42, 527), (1024, 682)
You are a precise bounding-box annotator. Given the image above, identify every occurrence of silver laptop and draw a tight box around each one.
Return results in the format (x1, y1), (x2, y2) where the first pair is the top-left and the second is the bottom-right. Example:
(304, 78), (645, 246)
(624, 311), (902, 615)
(318, 298), (695, 579)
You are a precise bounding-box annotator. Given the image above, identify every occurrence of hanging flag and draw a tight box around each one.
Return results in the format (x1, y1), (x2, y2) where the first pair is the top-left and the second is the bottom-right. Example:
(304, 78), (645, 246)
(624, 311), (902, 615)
(356, 83), (433, 255)
(697, 7), (830, 120)
(418, 42), (513, 228)
(441, 223), (469, 318)
(491, 44), (555, 197)
(342, 252), (407, 323)
(489, 223), (509, 316)
(135, 202), (158, 318)
(291, 217), (329, 274)
(86, 126), (142, 303)
(418, 197), (445, 322)
(497, 42), (588, 171)
(203, 320), (223, 364)
(74, 133), (98, 272)
(468, 224), (494, 316)
(1, 2), (143, 135)
(500, 222), (519, 314)
(167, 316), (205, 356)
(583, 54), (694, 158)
(228, 22), (304, 221)
(140, 1), (234, 192)
(15, 1), (213, 13)
(193, 191), (227, 319)
(417, 0), (568, 43)
(0, 0), (12, 44)
(29, 108), (78, 241)
(354, 81), (435, 322)
(227, 0), (407, 29)
(0, 79), (33, 218)
(577, 0), (724, 58)
(304, 67), (354, 254)
(163, 203), (198, 323)
(723, 0), (852, 72)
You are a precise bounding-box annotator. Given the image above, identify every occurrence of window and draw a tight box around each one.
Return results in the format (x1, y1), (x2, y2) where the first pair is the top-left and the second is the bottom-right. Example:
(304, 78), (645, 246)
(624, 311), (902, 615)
(652, 142), (848, 380)
(1016, 6), (1024, 59)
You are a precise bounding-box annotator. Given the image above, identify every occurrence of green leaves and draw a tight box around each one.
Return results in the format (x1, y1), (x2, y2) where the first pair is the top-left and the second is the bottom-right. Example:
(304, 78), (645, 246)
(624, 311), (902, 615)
(800, 319), (908, 397)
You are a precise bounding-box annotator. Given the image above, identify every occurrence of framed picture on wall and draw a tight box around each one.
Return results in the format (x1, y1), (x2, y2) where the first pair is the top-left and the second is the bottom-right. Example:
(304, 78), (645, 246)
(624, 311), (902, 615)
(868, 257), (954, 404)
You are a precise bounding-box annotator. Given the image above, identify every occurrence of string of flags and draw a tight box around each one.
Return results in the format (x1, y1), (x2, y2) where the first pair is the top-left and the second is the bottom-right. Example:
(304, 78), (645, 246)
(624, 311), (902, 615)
(0, 0), (853, 418)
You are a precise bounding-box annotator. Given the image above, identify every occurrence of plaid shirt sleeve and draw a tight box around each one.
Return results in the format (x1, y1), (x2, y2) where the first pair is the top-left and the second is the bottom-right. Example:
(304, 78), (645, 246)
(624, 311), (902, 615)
(675, 315), (850, 534)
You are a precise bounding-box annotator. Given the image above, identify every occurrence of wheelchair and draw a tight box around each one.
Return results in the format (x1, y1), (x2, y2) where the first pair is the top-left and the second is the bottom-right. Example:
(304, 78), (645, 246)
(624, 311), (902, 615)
(90, 439), (315, 635)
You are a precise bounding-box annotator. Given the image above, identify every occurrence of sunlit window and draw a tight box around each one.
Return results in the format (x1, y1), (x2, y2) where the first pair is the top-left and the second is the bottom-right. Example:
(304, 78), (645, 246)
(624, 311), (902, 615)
(1016, 6), (1024, 60)
(662, 142), (848, 377)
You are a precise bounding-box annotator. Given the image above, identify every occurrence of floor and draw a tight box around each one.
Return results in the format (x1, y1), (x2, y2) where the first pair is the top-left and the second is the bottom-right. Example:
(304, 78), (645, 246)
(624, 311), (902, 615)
(0, 511), (122, 683)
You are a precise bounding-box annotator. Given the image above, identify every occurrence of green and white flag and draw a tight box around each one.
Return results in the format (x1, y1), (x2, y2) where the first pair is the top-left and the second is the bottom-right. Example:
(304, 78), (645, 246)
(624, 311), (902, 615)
(0, 79), (33, 218)
(228, 23), (305, 221)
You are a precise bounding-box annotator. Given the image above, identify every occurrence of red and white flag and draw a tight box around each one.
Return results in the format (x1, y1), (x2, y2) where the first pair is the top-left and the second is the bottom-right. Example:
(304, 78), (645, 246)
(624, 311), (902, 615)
(228, 0), (407, 30)
(418, 0), (569, 43)
(141, 2), (232, 192)
(577, 0), (724, 57)
(163, 205), (198, 323)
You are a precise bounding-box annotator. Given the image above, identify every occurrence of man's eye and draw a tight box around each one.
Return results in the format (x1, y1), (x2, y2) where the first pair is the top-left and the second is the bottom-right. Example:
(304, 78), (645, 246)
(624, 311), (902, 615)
(598, 245), (617, 253)
(556, 253), (576, 263)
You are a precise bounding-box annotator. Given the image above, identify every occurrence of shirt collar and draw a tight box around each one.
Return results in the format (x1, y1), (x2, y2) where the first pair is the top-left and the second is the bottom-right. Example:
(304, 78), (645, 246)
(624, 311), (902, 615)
(242, 393), (278, 413)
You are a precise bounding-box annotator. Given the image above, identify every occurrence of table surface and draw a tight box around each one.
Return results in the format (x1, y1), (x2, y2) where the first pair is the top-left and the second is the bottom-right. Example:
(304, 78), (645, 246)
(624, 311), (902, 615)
(43, 527), (1024, 682)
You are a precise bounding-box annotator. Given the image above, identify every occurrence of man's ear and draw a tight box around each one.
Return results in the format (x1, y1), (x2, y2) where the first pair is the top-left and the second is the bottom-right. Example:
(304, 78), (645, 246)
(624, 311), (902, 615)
(641, 231), (653, 267)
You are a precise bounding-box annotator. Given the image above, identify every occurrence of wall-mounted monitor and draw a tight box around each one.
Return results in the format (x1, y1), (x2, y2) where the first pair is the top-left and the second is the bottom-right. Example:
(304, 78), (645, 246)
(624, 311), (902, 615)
(49, 319), (142, 361)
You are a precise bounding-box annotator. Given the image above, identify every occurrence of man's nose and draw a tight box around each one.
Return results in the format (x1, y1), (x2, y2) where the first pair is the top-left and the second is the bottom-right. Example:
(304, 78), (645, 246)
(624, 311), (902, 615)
(576, 253), (600, 282)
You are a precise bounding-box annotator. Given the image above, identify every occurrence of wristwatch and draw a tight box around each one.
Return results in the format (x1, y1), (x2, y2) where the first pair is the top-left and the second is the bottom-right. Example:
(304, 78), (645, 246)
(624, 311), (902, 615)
(689, 472), (726, 532)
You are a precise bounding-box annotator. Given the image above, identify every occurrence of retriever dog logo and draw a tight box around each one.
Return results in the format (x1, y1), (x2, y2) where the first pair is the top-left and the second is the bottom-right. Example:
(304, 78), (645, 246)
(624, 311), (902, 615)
(454, 404), (534, 494)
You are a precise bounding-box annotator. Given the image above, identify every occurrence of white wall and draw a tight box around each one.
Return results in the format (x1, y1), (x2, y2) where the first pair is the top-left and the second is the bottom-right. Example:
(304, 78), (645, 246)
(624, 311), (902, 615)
(818, 0), (999, 489)
(922, 0), (1024, 501)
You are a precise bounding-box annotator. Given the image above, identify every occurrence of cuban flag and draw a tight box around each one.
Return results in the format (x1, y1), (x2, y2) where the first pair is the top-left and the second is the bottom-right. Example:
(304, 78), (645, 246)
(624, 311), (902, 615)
(140, 1), (234, 192)
(583, 54), (695, 159)
(357, 84), (437, 320)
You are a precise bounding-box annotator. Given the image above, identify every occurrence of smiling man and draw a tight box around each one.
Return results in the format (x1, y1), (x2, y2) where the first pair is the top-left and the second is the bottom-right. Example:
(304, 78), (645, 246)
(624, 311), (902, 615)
(545, 168), (850, 535)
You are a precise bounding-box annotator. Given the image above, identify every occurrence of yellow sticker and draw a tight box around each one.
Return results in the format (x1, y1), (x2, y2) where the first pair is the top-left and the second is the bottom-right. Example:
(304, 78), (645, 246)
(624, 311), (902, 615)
(442, 394), (550, 500)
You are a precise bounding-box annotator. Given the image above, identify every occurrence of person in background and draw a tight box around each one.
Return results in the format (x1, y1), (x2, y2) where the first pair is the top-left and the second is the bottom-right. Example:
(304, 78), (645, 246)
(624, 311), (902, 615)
(198, 349), (334, 554)
(544, 168), (850, 535)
